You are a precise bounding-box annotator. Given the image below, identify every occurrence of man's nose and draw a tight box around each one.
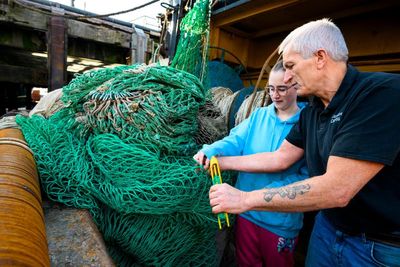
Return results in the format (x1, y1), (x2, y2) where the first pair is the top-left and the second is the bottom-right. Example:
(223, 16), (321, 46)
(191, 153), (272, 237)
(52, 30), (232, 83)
(283, 70), (293, 83)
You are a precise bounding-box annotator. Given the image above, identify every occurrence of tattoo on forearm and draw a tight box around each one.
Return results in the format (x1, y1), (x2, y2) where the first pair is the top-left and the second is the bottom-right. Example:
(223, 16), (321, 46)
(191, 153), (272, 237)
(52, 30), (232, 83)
(263, 184), (311, 202)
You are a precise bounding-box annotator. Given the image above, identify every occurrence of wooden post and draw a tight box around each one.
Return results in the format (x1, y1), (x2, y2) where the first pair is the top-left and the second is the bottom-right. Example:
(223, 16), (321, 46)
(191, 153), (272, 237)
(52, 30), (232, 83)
(47, 7), (67, 92)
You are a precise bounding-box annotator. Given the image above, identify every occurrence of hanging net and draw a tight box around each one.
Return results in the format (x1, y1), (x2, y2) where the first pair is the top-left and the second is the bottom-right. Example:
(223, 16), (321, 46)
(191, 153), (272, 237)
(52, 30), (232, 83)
(171, 0), (211, 82)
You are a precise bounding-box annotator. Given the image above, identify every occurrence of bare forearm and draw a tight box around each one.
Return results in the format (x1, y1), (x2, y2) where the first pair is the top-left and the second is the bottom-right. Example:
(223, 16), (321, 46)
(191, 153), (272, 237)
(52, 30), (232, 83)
(244, 178), (331, 212)
(217, 140), (304, 173)
(218, 153), (285, 172)
(211, 176), (342, 214)
(210, 156), (384, 214)
(248, 157), (384, 212)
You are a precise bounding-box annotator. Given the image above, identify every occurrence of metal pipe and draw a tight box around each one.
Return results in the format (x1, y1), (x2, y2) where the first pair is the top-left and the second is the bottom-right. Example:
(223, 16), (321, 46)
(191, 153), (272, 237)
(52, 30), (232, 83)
(168, 0), (180, 60)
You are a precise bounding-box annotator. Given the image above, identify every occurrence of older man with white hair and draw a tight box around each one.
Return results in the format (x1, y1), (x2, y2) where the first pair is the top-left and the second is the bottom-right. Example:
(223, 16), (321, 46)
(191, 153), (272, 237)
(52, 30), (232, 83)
(203, 18), (400, 266)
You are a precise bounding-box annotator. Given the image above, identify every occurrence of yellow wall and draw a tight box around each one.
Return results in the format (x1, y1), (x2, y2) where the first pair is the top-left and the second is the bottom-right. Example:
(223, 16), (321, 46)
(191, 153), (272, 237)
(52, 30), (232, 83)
(209, 23), (250, 66)
(210, 6), (400, 87)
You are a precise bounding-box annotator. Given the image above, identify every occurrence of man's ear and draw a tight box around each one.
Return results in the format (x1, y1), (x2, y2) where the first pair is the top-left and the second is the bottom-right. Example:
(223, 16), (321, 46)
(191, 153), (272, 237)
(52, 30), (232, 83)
(315, 49), (328, 69)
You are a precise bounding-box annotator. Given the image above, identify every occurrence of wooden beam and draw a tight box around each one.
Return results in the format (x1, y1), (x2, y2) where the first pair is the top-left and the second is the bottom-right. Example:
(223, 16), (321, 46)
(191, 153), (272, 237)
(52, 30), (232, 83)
(0, 46), (47, 66)
(68, 38), (128, 64)
(212, 0), (299, 28)
(0, 64), (47, 86)
(48, 9), (67, 91)
(67, 20), (131, 48)
(350, 58), (400, 66)
(0, 1), (48, 31)
(219, 25), (251, 39)
(354, 64), (400, 73)
(0, 0), (10, 15)
(350, 58), (400, 73)
(252, 0), (399, 38)
(0, 24), (46, 51)
(1, 1), (132, 48)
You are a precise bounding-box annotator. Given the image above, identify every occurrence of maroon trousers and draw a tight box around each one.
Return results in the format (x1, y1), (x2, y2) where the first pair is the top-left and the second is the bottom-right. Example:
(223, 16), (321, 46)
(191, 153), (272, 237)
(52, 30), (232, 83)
(235, 216), (298, 267)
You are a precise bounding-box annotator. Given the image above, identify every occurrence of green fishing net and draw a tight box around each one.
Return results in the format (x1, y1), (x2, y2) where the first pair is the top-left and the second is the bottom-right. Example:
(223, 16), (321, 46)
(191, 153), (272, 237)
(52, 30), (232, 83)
(61, 65), (206, 155)
(15, 0), (237, 265)
(171, 0), (211, 82)
(16, 63), (234, 266)
(93, 205), (219, 266)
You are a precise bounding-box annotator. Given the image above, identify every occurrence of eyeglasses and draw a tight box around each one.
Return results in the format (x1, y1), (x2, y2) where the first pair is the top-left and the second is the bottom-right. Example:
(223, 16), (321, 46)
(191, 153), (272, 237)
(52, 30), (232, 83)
(267, 83), (297, 96)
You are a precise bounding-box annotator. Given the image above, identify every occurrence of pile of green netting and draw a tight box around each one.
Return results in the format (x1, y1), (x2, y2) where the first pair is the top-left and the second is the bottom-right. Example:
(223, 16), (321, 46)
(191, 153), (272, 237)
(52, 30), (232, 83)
(16, 0), (236, 265)
(16, 63), (234, 266)
(171, 0), (211, 82)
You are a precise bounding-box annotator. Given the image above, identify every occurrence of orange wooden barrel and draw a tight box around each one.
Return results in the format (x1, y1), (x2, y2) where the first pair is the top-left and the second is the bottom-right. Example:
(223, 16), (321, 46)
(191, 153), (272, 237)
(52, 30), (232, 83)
(0, 128), (50, 266)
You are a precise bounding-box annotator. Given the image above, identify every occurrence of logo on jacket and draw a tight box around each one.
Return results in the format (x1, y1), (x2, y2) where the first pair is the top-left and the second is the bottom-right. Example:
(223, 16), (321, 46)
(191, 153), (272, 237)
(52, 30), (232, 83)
(330, 112), (343, 124)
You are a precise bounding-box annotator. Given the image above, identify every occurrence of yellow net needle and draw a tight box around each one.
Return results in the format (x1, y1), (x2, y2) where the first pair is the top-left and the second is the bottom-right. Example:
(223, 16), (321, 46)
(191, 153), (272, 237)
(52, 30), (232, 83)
(210, 156), (230, 229)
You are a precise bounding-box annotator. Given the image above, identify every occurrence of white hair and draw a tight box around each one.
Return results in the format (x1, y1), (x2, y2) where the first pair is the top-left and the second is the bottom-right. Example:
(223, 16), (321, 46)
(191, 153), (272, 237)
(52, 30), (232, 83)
(279, 18), (348, 62)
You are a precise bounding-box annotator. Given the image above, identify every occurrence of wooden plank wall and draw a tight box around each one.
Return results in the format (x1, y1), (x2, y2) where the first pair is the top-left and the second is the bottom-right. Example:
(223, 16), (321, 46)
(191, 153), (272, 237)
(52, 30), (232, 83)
(210, 1), (400, 88)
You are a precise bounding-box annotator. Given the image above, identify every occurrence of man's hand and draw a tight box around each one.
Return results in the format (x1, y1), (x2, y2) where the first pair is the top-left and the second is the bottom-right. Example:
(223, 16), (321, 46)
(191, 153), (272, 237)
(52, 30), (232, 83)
(193, 151), (210, 170)
(209, 183), (248, 214)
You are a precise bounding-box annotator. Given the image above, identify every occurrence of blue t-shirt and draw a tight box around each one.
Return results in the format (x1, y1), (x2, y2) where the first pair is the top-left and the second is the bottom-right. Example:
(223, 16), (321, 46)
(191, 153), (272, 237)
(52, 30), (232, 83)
(202, 103), (308, 238)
